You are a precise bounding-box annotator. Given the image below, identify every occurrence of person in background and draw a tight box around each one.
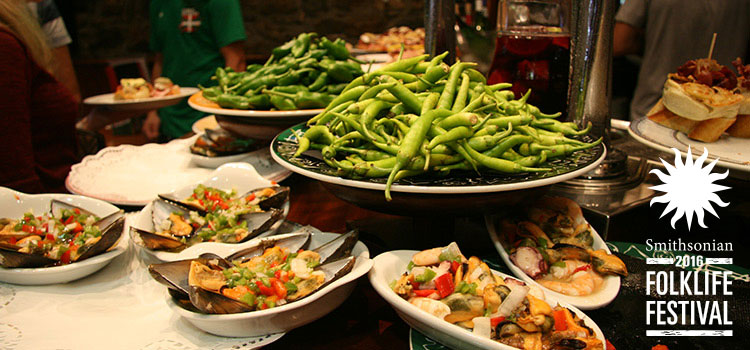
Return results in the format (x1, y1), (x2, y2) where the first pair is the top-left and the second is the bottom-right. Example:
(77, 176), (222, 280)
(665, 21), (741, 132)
(0, 0), (77, 193)
(613, 0), (750, 121)
(26, 0), (80, 103)
(143, 0), (247, 141)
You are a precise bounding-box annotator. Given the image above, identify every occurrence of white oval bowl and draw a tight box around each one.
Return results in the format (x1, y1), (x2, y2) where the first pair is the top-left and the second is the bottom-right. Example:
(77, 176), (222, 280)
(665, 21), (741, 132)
(484, 215), (621, 310)
(130, 162), (289, 262)
(369, 250), (606, 350)
(165, 231), (372, 337)
(0, 187), (127, 285)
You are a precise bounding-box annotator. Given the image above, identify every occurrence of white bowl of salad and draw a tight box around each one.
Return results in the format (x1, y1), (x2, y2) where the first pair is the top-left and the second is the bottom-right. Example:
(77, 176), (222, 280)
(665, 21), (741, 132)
(0, 187), (127, 285)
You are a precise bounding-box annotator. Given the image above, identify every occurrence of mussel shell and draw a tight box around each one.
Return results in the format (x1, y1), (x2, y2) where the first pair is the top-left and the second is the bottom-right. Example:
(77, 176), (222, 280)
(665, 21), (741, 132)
(253, 186), (290, 212)
(0, 243), (57, 268)
(156, 194), (207, 215)
(132, 227), (186, 252)
(151, 198), (196, 228)
(188, 285), (254, 314)
(75, 213), (125, 261)
(234, 208), (285, 243)
(225, 231), (311, 262)
(550, 243), (591, 262)
(550, 338), (588, 350)
(311, 229), (358, 264)
(49, 199), (96, 218)
(149, 258), (210, 295)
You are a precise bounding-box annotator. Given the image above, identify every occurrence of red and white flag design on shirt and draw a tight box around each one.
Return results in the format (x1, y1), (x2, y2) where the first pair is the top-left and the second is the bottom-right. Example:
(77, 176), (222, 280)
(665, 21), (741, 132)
(179, 8), (201, 33)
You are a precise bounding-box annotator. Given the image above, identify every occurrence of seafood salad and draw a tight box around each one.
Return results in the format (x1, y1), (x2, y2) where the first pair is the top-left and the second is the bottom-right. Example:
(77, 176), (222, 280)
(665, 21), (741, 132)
(133, 185), (289, 251)
(501, 197), (627, 296)
(392, 243), (603, 349)
(149, 230), (358, 314)
(0, 200), (124, 267)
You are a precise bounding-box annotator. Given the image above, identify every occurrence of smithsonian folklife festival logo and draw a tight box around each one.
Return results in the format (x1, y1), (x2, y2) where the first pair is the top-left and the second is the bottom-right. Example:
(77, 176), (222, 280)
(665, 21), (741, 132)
(644, 147), (735, 338)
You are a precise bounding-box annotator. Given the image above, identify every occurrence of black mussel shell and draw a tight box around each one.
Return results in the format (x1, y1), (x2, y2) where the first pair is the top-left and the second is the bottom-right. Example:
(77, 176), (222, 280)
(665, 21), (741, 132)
(132, 227), (186, 252)
(252, 186), (290, 211)
(75, 213), (125, 261)
(312, 229), (358, 264)
(0, 243), (57, 268)
(234, 208), (285, 243)
(50, 199), (96, 218)
(225, 231), (311, 262)
(188, 285), (254, 314)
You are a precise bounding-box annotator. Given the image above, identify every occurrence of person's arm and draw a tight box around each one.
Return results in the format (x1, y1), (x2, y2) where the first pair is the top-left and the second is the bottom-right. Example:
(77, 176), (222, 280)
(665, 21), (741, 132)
(0, 31), (45, 192)
(142, 53), (163, 140)
(50, 45), (81, 102)
(221, 41), (246, 72)
(613, 22), (642, 57)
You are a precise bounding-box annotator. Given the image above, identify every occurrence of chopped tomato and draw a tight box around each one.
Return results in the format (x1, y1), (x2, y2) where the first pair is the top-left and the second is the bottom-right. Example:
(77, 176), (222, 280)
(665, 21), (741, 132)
(553, 309), (568, 331)
(450, 261), (460, 273)
(63, 215), (74, 225)
(270, 278), (287, 299)
(274, 270), (282, 279)
(255, 281), (275, 296)
(572, 264), (591, 274)
(434, 273), (455, 299)
(21, 224), (34, 233)
(72, 222), (83, 233)
(45, 234), (55, 241)
(413, 289), (438, 297)
(60, 249), (71, 264)
(245, 193), (256, 202)
(74, 208), (81, 215)
(490, 316), (506, 328)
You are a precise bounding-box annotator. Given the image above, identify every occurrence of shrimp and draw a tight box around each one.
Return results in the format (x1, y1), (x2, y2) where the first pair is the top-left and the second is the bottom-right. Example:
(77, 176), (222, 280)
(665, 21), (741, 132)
(537, 260), (602, 296)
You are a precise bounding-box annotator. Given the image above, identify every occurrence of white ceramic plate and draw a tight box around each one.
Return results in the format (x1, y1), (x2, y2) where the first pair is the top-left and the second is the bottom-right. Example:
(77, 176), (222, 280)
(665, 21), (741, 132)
(369, 250), (606, 350)
(271, 125), (607, 194)
(166, 230), (373, 337)
(0, 187), (127, 285)
(129, 163), (289, 262)
(628, 117), (750, 173)
(66, 137), (291, 206)
(83, 87), (199, 111)
(188, 91), (323, 118)
(484, 214), (621, 310)
(191, 115), (219, 134)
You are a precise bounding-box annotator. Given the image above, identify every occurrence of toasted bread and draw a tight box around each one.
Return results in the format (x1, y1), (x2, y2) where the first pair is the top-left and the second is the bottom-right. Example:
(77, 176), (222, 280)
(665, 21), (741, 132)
(647, 99), (737, 143)
(727, 114), (750, 138)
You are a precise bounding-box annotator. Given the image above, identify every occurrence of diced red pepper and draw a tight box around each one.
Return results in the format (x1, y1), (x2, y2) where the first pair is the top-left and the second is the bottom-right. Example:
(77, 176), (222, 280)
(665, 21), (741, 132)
(553, 309), (568, 331)
(63, 215), (74, 225)
(572, 264), (591, 274)
(37, 240), (43, 248)
(21, 224), (34, 233)
(450, 261), (460, 273)
(270, 278), (287, 299)
(72, 222), (83, 233)
(74, 208), (81, 215)
(45, 234), (55, 241)
(434, 273), (455, 299)
(274, 270), (282, 279)
(60, 249), (71, 264)
(9, 237), (17, 245)
(490, 316), (506, 328)
(271, 181), (277, 185)
(413, 289), (438, 297)
(255, 281), (275, 296)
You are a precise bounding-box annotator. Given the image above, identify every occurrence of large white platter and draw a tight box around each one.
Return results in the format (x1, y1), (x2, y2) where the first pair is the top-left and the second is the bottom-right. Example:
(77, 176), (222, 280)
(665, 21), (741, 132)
(271, 124), (607, 194)
(628, 117), (750, 173)
(129, 162), (289, 262)
(166, 230), (372, 337)
(66, 137), (290, 206)
(0, 187), (126, 285)
(369, 250), (606, 350)
(484, 214), (621, 310)
(188, 91), (323, 118)
(83, 87), (199, 111)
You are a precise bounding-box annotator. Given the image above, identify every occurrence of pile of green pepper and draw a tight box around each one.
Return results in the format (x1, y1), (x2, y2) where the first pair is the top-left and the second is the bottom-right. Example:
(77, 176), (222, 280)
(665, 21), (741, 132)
(200, 33), (364, 110)
(295, 53), (603, 200)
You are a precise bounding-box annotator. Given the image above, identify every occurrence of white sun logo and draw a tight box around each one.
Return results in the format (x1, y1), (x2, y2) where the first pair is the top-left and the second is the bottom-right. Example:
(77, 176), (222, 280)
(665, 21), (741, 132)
(649, 147), (730, 230)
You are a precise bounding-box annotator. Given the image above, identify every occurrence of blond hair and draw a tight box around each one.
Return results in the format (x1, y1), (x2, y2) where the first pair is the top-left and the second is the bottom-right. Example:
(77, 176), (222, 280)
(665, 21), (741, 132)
(0, 0), (53, 73)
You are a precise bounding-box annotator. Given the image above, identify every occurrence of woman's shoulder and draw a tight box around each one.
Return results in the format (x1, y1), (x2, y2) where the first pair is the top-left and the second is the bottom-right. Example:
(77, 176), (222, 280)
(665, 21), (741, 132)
(0, 28), (28, 58)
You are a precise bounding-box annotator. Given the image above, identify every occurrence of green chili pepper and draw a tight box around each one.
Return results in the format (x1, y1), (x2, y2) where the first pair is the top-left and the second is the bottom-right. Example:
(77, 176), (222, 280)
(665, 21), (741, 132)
(269, 95), (297, 110)
(309, 72), (328, 91)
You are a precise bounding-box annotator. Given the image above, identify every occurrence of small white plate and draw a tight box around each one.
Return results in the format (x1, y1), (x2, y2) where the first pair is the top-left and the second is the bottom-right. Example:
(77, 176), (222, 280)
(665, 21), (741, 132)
(484, 214), (621, 310)
(83, 87), (199, 111)
(629, 117), (750, 173)
(129, 163), (289, 262)
(191, 115), (219, 134)
(188, 91), (323, 118)
(166, 231), (372, 337)
(0, 187), (127, 285)
(369, 250), (606, 350)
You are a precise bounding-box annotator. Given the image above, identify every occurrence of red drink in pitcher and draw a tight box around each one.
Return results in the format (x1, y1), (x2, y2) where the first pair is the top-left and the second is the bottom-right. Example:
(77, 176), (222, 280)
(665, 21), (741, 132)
(488, 27), (570, 117)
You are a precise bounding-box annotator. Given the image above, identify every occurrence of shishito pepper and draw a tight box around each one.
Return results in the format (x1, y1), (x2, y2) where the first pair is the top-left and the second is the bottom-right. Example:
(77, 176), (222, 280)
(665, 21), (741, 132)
(263, 89), (333, 109)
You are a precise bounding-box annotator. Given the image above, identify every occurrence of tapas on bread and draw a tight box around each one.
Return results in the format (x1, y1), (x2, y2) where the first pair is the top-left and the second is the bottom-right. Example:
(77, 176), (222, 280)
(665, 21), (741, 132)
(647, 58), (748, 142)
(114, 77), (180, 100)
